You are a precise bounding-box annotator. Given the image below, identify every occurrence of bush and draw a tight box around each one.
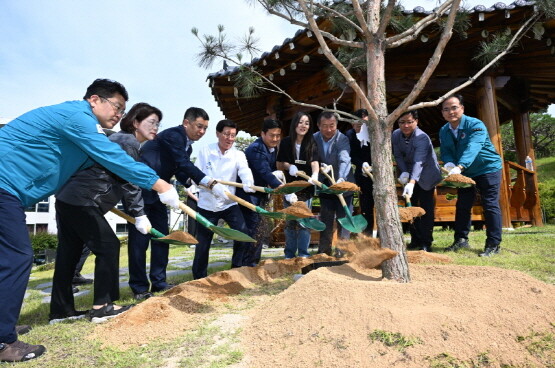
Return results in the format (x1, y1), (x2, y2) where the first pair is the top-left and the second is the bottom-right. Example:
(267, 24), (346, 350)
(539, 179), (555, 223)
(30, 231), (58, 253)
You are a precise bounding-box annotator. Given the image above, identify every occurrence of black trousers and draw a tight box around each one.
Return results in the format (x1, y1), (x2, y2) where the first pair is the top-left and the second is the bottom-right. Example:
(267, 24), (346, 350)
(50, 201), (120, 317)
(408, 184), (436, 248)
(356, 174), (375, 236)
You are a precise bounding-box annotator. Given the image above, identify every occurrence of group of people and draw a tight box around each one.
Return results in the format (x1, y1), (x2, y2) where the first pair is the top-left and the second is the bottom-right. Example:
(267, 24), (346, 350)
(0, 75), (502, 362)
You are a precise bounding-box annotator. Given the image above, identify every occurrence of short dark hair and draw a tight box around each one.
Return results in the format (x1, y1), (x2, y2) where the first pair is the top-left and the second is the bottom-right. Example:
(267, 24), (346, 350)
(398, 110), (418, 122)
(317, 111), (337, 124)
(442, 94), (464, 107)
(83, 79), (128, 101)
(119, 103), (162, 133)
(353, 109), (368, 119)
(262, 118), (282, 133)
(216, 119), (237, 132)
(183, 107), (209, 122)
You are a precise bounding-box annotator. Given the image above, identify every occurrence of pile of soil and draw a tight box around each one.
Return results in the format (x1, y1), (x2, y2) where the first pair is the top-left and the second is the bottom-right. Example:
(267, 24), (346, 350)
(444, 173), (476, 185)
(330, 181), (360, 192)
(399, 207), (426, 222)
(282, 180), (312, 189)
(162, 231), (198, 244)
(91, 241), (555, 367)
(279, 201), (313, 218)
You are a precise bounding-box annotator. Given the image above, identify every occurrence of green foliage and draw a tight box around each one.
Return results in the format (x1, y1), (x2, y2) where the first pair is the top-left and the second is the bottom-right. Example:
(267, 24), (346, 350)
(473, 32), (511, 68)
(501, 113), (555, 159)
(29, 231), (58, 253)
(539, 180), (555, 223)
(234, 136), (256, 152)
(435, 9), (471, 40)
(232, 66), (266, 98)
(517, 329), (555, 367)
(536, 0), (555, 19)
(368, 329), (422, 351)
(427, 352), (494, 368)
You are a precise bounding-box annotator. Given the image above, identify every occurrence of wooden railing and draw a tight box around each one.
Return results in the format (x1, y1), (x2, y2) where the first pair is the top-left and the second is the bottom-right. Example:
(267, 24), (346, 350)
(503, 161), (542, 225)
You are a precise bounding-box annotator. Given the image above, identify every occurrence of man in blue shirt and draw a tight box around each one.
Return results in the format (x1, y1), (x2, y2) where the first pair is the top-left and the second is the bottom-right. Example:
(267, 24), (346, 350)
(0, 79), (181, 362)
(439, 94), (503, 257)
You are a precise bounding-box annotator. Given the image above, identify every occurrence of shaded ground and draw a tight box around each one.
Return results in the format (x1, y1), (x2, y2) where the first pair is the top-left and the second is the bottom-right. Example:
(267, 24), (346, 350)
(91, 248), (555, 367)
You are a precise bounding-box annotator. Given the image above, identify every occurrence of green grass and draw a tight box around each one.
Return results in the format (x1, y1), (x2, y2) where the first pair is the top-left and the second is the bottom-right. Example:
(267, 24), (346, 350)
(536, 156), (555, 182)
(368, 329), (423, 351)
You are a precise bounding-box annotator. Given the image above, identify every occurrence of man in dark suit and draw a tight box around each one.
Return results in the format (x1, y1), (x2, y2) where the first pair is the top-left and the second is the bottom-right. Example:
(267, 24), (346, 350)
(392, 110), (442, 252)
(345, 109), (374, 237)
(127, 107), (228, 300)
(236, 119), (283, 267)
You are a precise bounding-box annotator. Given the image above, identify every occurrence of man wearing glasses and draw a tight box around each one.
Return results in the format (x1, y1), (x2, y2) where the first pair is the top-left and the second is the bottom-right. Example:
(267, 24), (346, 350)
(392, 110), (442, 252)
(0, 79), (181, 362)
(192, 119), (256, 279)
(127, 107), (229, 300)
(439, 94), (503, 257)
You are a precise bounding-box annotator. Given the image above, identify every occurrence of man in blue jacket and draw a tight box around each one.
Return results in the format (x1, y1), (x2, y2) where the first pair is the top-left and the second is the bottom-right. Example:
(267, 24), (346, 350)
(127, 107), (228, 300)
(313, 111), (356, 256)
(0, 79), (181, 362)
(236, 119), (283, 267)
(439, 94), (503, 257)
(392, 110), (443, 252)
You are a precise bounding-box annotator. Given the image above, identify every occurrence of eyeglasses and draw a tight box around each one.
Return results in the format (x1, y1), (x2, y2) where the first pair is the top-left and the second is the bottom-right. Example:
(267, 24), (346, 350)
(221, 132), (236, 139)
(99, 96), (125, 116)
(442, 106), (461, 113)
(144, 120), (161, 129)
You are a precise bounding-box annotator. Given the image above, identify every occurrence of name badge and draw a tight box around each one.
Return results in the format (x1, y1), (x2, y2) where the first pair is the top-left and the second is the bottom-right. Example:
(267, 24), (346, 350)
(295, 159), (306, 165)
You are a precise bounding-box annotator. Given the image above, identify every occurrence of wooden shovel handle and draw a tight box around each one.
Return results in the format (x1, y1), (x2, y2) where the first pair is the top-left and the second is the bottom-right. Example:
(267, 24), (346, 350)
(217, 180), (266, 194)
(178, 201), (199, 219)
(110, 207), (136, 224)
(223, 191), (257, 211)
(362, 166), (374, 180)
(296, 171), (323, 187)
(320, 169), (348, 207)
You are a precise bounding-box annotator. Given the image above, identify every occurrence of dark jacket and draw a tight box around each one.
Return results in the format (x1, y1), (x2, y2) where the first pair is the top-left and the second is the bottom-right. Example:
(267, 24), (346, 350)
(313, 130), (354, 199)
(345, 128), (373, 187)
(55, 131), (146, 217)
(139, 125), (207, 204)
(277, 136), (320, 201)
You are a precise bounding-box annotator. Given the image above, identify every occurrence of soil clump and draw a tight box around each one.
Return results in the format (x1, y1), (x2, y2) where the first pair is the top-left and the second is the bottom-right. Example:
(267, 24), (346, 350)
(162, 231), (198, 244)
(399, 207), (426, 222)
(278, 201), (314, 218)
(444, 173), (476, 185)
(329, 181), (360, 192)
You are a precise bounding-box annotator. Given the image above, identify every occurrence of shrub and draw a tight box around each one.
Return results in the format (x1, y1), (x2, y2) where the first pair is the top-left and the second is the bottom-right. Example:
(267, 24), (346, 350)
(539, 179), (555, 223)
(30, 231), (58, 253)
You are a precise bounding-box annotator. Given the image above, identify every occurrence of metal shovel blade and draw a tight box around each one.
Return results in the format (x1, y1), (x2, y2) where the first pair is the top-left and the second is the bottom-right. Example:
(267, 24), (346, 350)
(149, 228), (197, 246)
(337, 205), (368, 233)
(297, 217), (326, 231)
(194, 213), (256, 242)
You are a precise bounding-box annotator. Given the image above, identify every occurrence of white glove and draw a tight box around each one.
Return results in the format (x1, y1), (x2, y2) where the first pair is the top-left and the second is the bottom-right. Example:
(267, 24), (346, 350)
(320, 163), (332, 174)
(272, 170), (285, 183)
(288, 165), (299, 177)
(448, 166), (462, 175)
(158, 187), (181, 209)
(362, 162), (371, 177)
(403, 182), (415, 198)
(398, 172), (410, 185)
(211, 183), (228, 200)
(336, 178), (345, 184)
(308, 172), (319, 185)
(444, 162), (456, 171)
(242, 182), (256, 193)
(134, 215), (151, 235)
(284, 193), (298, 204)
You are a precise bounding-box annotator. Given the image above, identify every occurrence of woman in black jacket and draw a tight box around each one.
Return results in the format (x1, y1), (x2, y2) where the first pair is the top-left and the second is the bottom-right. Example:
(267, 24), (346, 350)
(277, 112), (320, 258)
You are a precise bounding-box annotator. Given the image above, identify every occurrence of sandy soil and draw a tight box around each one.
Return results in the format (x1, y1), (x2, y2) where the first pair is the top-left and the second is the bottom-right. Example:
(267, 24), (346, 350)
(91, 246), (555, 367)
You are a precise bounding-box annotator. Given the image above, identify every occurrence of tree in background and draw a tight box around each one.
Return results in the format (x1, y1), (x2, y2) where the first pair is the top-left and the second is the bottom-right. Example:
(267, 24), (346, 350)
(194, 0), (554, 282)
(502, 112), (555, 161)
(234, 136), (257, 152)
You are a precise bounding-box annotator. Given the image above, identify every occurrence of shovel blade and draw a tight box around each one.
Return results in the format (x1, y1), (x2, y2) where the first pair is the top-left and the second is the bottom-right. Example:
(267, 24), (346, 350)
(337, 206), (368, 233)
(152, 238), (195, 246)
(210, 226), (256, 242)
(297, 217), (326, 231)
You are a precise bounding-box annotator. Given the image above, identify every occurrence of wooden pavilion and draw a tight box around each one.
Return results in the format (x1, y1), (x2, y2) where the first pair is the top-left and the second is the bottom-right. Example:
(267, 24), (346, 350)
(206, 0), (554, 234)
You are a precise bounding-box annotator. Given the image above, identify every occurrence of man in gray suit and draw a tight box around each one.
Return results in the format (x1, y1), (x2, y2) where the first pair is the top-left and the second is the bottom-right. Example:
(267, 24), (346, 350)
(392, 110), (442, 252)
(313, 111), (355, 256)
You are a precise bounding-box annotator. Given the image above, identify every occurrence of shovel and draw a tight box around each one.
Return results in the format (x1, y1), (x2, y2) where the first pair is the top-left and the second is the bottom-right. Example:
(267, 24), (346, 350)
(217, 179), (310, 195)
(362, 165), (374, 181)
(440, 167), (474, 188)
(319, 169), (368, 234)
(177, 202), (256, 243)
(295, 171), (349, 195)
(109, 208), (198, 245)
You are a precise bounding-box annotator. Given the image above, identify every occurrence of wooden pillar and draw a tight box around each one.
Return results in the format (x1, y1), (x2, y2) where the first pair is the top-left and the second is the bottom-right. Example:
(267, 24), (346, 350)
(475, 76), (513, 229)
(513, 112), (543, 225)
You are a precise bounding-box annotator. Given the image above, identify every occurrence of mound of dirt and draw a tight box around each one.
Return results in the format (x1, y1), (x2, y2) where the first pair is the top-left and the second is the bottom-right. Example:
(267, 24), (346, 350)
(279, 201), (313, 218)
(399, 207), (426, 222)
(163, 231), (198, 244)
(329, 181), (360, 192)
(444, 173), (476, 185)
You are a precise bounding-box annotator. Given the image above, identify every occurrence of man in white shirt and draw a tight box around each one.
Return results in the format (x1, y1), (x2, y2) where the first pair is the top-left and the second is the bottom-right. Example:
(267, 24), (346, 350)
(193, 119), (256, 279)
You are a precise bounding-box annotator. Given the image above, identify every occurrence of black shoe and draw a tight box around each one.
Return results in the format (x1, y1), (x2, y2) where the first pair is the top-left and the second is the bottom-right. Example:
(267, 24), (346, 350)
(421, 245), (433, 252)
(88, 304), (133, 324)
(445, 238), (470, 252)
(15, 325), (32, 336)
(151, 284), (175, 293)
(0, 340), (46, 362)
(133, 291), (153, 301)
(72, 274), (93, 285)
(49, 310), (88, 325)
(479, 245), (500, 257)
(72, 286), (80, 294)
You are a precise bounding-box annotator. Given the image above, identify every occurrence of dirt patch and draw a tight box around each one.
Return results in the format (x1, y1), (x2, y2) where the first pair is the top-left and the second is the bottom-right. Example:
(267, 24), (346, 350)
(90, 245), (555, 368)
(278, 201), (313, 218)
(444, 173), (476, 185)
(399, 207), (426, 222)
(330, 181), (360, 192)
(162, 231), (198, 244)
